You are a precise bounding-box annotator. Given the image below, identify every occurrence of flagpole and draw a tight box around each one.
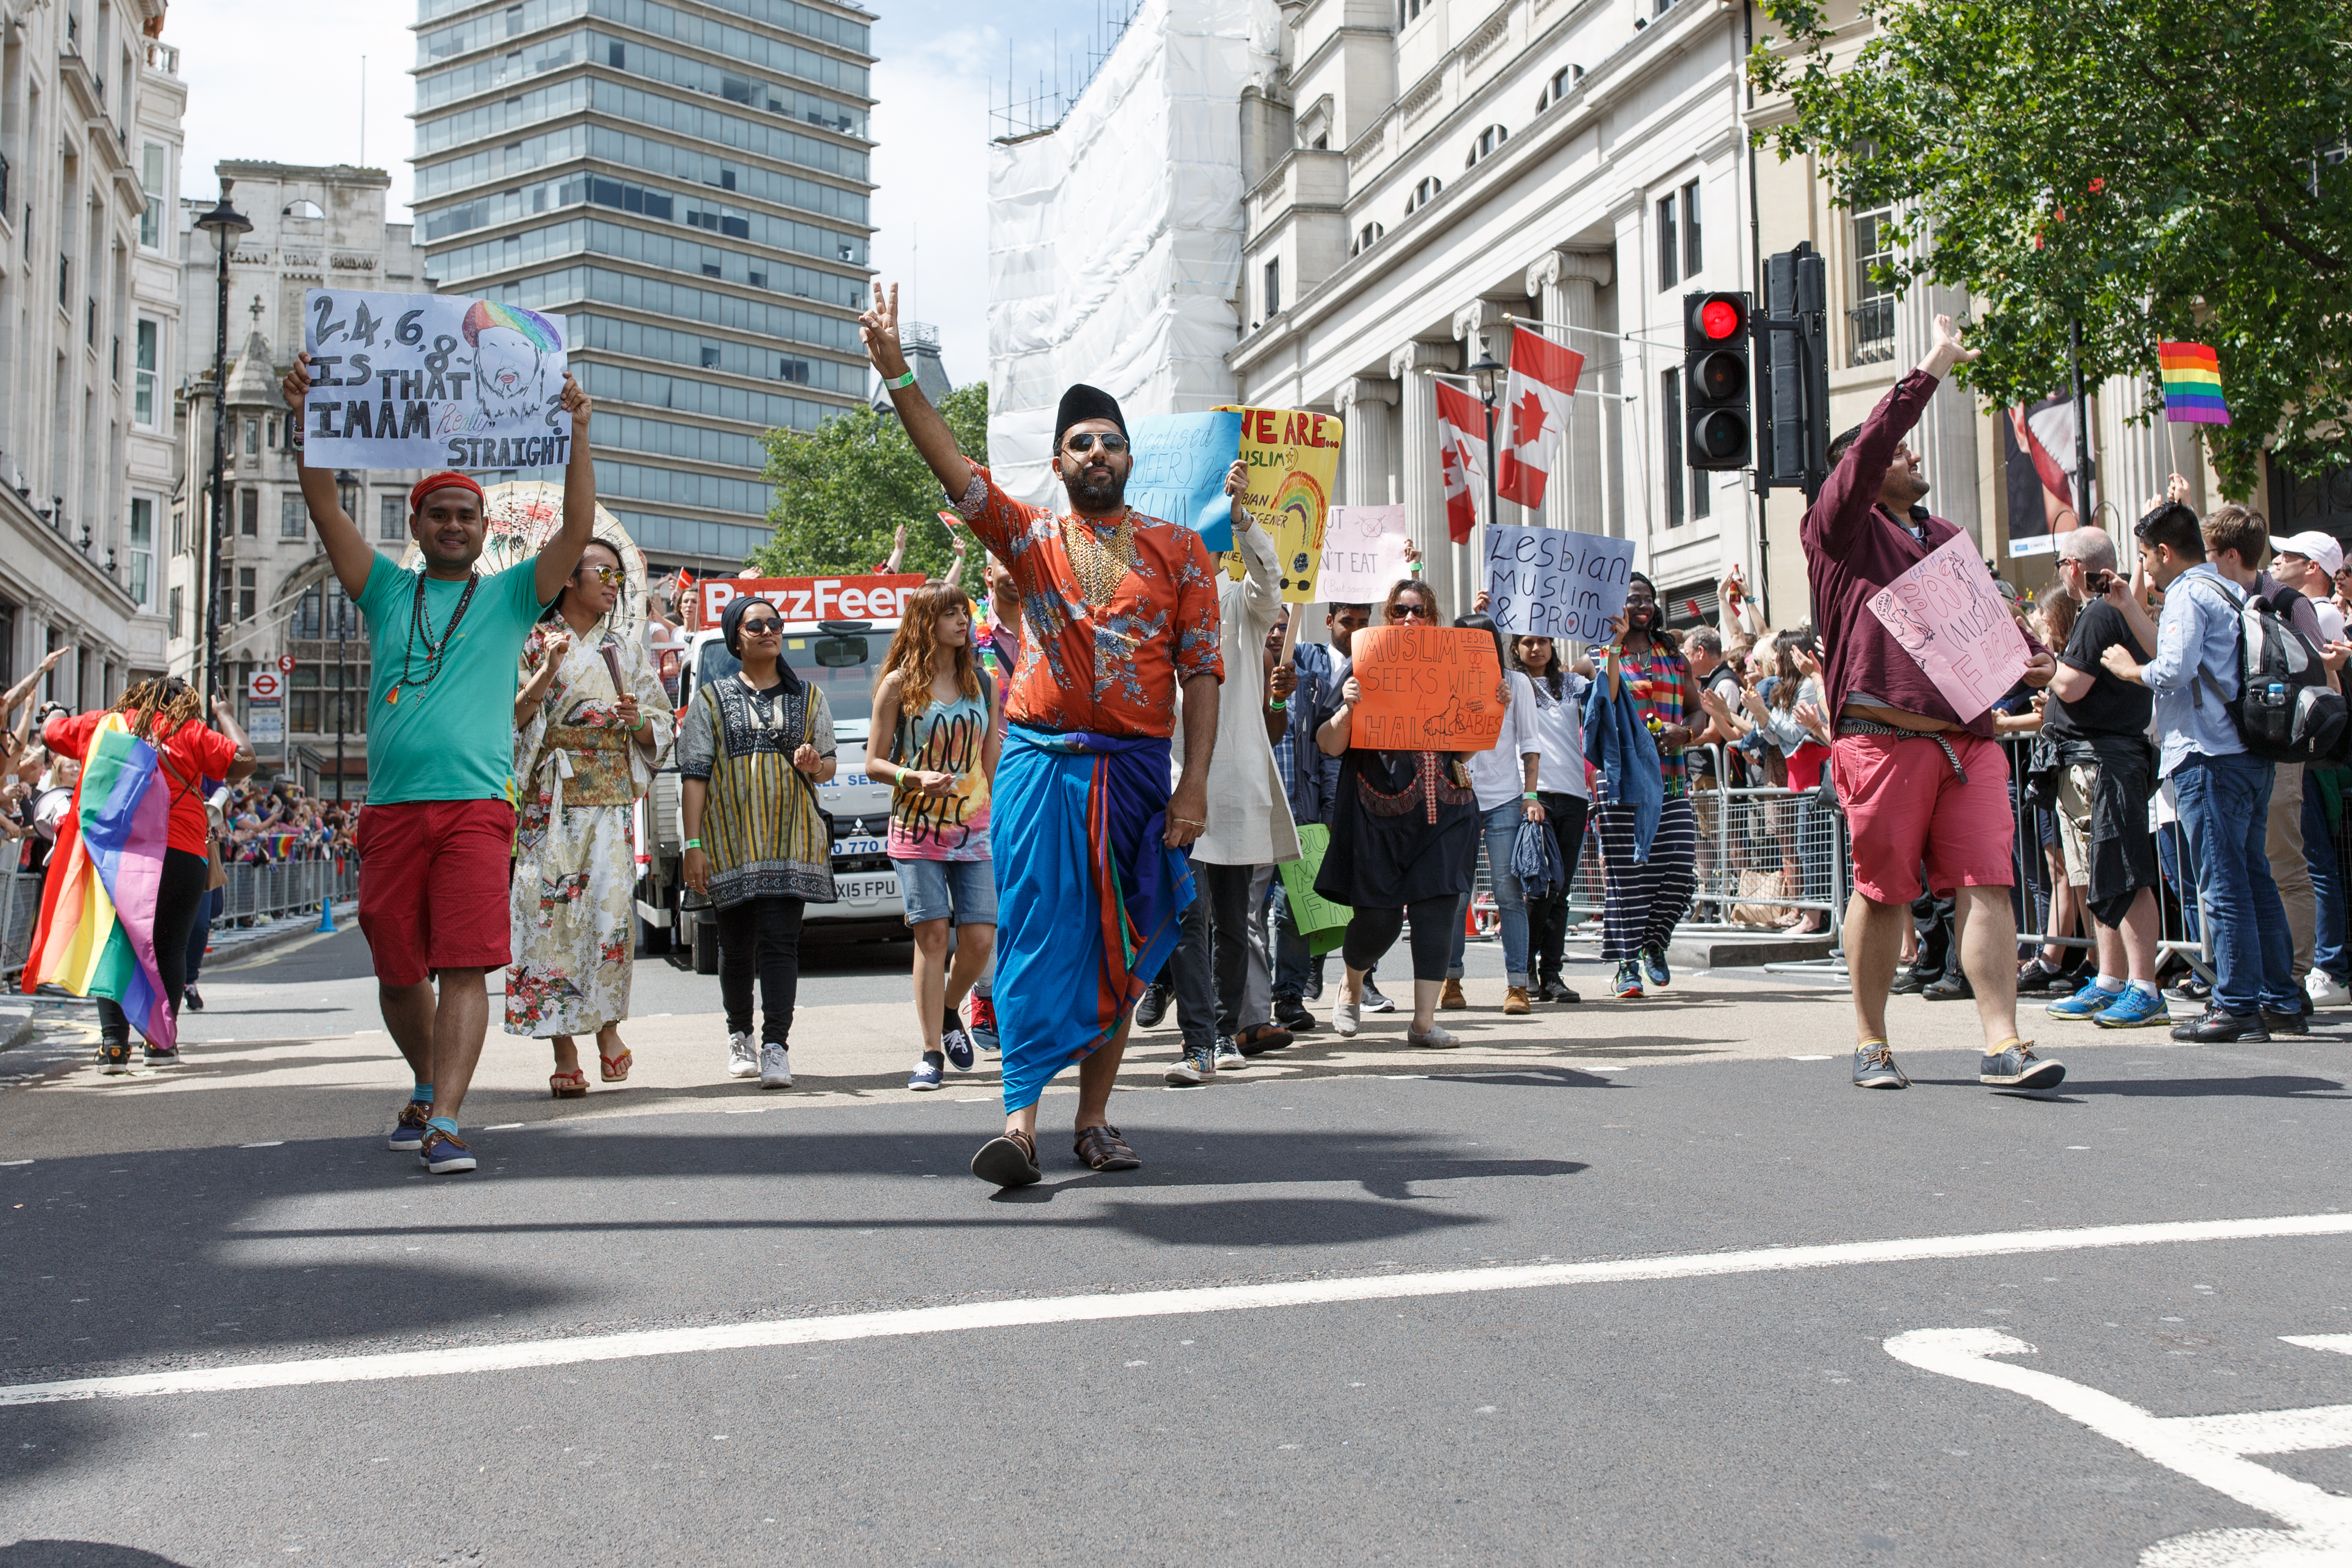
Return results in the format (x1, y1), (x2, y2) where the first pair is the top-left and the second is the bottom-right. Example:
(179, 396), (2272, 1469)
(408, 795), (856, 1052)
(1502, 312), (1685, 352)
(1425, 368), (1636, 404)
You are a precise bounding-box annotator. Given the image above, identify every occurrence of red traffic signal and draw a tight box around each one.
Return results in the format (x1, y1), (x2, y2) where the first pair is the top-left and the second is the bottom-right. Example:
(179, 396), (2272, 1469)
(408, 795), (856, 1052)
(1700, 298), (1742, 340)
(1681, 291), (1753, 472)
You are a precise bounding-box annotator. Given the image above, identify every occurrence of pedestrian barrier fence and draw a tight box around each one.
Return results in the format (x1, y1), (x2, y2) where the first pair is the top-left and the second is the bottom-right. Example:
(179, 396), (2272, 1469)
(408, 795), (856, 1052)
(0, 858), (362, 982)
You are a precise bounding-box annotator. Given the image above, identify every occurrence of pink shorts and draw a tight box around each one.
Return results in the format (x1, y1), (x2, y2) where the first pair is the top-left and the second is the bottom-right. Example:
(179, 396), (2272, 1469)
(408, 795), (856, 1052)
(1830, 731), (2016, 905)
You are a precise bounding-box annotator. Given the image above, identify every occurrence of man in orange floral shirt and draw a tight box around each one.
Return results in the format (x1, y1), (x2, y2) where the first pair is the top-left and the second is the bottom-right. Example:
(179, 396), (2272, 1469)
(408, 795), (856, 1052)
(863, 283), (1224, 1187)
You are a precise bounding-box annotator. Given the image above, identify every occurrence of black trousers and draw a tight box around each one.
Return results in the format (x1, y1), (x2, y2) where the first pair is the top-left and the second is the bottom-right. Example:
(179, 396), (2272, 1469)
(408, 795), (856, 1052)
(716, 896), (805, 1046)
(1342, 896), (1457, 983)
(1522, 792), (1591, 986)
(96, 848), (213, 1045)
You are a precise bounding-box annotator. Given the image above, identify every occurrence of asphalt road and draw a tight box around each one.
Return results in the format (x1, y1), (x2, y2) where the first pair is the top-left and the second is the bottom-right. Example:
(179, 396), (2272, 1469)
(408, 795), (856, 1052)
(3, 927), (2350, 1566)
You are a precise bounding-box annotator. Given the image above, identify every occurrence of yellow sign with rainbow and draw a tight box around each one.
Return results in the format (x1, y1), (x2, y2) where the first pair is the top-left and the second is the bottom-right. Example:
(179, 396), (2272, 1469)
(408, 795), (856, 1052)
(1215, 405), (1344, 604)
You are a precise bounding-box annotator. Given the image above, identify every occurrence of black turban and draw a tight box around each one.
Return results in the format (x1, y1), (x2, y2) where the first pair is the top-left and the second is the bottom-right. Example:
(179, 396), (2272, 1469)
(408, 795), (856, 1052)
(1053, 383), (1128, 454)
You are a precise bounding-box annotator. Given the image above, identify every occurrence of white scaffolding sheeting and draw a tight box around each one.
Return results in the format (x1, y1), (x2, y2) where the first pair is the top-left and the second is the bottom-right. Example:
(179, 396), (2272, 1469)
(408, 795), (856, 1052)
(986, 0), (1280, 510)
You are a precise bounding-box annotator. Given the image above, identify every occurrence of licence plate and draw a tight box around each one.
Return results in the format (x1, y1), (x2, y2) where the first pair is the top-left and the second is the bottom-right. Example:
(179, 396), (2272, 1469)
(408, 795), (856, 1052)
(833, 835), (885, 857)
(834, 873), (898, 902)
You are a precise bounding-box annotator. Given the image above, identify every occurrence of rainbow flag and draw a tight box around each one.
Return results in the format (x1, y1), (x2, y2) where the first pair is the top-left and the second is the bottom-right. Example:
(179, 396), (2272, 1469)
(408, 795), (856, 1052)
(2159, 341), (2230, 425)
(21, 715), (176, 1049)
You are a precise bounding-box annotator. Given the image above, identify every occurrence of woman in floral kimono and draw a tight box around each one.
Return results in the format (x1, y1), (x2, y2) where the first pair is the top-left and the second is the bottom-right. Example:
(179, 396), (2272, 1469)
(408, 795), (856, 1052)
(509, 537), (673, 1095)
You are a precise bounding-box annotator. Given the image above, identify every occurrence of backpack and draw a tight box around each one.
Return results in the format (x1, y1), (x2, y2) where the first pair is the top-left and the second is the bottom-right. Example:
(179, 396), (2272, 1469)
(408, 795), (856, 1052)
(2188, 576), (2349, 764)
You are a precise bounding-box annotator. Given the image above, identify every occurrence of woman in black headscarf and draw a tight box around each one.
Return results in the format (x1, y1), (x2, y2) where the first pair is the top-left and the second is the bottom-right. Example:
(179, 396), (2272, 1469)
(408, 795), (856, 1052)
(677, 595), (838, 1089)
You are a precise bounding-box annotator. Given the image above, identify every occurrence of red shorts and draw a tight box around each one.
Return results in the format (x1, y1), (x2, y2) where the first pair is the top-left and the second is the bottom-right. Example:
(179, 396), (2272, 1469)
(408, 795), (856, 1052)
(1830, 731), (2015, 905)
(356, 799), (516, 987)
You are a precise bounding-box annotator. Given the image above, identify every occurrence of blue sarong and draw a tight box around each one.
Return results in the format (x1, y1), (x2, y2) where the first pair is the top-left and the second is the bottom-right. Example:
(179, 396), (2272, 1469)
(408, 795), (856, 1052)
(992, 724), (1195, 1114)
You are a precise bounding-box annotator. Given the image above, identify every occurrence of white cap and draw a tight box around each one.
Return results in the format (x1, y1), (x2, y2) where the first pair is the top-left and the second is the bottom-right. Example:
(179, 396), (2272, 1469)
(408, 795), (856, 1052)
(2275, 530), (2345, 577)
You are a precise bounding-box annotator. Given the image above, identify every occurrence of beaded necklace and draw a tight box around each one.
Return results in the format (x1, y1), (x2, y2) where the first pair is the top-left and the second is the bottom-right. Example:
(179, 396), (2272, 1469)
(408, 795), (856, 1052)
(1061, 509), (1137, 607)
(384, 570), (481, 706)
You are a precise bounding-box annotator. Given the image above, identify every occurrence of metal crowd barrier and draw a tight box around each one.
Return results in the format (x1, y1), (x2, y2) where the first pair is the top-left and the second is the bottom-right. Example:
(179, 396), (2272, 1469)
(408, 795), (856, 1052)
(0, 857), (362, 982)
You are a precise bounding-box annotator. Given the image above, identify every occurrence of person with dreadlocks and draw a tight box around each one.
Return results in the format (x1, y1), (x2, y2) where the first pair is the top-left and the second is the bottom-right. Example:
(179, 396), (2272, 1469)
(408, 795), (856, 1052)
(284, 352), (598, 1175)
(41, 678), (255, 1070)
(1586, 572), (1705, 1000)
(866, 581), (999, 1090)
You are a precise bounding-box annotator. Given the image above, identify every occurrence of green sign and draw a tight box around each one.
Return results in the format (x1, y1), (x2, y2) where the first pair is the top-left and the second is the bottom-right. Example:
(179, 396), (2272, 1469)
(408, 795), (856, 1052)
(1277, 823), (1354, 956)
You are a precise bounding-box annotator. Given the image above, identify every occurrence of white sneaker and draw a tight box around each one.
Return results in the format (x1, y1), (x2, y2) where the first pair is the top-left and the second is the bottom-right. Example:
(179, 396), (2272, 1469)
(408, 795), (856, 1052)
(759, 1044), (792, 1089)
(1213, 1036), (1246, 1071)
(726, 1030), (758, 1078)
(2307, 970), (2351, 1009)
(1333, 993), (1360, 1037)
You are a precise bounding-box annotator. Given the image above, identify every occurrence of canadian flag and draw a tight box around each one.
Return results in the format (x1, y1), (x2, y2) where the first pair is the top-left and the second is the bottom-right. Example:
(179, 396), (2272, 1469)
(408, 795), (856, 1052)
(1494, 327), (1584, 509)
(1434, 379), (1490, 544)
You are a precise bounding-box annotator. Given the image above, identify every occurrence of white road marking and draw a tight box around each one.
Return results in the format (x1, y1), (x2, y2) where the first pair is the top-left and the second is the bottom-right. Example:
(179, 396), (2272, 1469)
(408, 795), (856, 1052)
(238, 1142), (284, 1149)
(2, 1212), (2347, 1408)
(1885, 1328), (2352, 1563)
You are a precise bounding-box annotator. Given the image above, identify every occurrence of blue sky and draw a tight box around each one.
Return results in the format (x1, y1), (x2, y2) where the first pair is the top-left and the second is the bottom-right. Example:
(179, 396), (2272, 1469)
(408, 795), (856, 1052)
(176, 1), (1134, 382)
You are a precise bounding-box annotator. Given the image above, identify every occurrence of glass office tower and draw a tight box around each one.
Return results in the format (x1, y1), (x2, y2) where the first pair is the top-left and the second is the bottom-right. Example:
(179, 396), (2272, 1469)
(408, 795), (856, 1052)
(410, 0), (876, 572)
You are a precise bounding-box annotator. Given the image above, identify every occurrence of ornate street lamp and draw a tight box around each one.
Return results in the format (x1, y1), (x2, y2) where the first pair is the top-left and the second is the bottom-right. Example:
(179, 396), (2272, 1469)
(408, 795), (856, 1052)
(192, 184), (252, 708)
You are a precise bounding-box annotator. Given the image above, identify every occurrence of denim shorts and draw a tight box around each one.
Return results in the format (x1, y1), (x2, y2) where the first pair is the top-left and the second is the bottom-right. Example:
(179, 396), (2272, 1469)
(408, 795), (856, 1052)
(895, 856), (997, 927)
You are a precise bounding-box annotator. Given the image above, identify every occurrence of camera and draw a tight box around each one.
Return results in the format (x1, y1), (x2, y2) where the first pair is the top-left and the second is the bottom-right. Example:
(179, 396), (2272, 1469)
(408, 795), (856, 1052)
(2088, 570), (2114, 595)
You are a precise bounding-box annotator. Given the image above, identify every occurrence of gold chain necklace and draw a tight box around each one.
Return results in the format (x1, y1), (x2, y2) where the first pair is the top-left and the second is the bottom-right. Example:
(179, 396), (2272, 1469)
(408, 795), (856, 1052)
(1061, 510), (1137, 607)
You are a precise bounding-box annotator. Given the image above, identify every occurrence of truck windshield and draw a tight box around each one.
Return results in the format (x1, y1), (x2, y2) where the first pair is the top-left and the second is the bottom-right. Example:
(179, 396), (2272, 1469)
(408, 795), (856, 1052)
(696, 633), (877, 731)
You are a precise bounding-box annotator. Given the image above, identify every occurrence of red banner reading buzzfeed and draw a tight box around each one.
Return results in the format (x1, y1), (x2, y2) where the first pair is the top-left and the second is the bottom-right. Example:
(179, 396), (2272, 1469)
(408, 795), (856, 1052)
(1347, 625), (1506, 752)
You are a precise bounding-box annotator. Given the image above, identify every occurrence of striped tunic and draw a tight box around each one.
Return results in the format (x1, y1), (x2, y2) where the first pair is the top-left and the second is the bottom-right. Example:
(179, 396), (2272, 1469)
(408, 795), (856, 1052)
(677, 673), (836, 908)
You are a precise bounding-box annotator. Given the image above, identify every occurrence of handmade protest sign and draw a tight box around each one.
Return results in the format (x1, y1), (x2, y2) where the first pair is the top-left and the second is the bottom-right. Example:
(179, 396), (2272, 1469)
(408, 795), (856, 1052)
(1215, 406), (1343, 602)
(1483, 524), (1637, 641)
(1347, 625), (1506, 751)
(1277, 824), (1353, 956)
(1316, 505), (1413, 606)
(1865, 531), (2033, 723)
(1125, 411), (1244, 552)
(300, 290), (569, 471)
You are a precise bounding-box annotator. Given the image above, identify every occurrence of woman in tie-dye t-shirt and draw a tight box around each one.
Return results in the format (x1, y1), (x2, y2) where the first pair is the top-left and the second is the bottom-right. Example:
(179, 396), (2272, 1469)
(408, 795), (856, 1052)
(866, 582), (1001, 1090)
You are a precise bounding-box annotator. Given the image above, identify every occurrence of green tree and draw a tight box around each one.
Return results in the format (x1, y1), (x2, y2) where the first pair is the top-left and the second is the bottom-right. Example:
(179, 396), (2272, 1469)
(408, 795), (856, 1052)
(750, 381), (991, 579)
(1750, 0), (2352, 498)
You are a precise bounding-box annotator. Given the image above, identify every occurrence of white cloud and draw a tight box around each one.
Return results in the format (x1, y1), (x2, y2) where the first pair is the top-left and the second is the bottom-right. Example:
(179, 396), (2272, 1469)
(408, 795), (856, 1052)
(866, 22), (1000, 391)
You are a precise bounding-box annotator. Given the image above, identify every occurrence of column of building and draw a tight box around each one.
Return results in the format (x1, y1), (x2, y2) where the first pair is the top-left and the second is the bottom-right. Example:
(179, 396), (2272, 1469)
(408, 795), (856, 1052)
(1387, 340), (1460, 612)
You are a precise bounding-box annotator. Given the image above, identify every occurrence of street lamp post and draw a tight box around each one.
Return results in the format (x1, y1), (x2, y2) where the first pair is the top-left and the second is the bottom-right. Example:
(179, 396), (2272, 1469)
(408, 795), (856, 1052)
(1468, 344), (1505, 601)
(192, 185), (251, 707)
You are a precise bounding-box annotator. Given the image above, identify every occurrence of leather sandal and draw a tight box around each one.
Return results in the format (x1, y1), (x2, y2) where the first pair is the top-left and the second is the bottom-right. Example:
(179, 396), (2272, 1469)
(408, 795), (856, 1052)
(1073, 1123), (1141, 1171)
(971, 1127), (1042, 1188)
(549, 1066), (589, 1099)
(598, 1046), (633, 1083)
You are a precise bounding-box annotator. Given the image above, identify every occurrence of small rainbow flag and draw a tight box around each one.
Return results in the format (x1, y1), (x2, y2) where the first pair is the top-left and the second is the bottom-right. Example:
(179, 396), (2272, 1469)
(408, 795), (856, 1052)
(21, 715), (177, 1048)
(2159, 341), (2230, 426)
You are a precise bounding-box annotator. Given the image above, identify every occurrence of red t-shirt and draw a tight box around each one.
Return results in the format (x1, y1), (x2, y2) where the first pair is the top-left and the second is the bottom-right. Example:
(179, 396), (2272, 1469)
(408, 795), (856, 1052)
(43, 712), (239, 856)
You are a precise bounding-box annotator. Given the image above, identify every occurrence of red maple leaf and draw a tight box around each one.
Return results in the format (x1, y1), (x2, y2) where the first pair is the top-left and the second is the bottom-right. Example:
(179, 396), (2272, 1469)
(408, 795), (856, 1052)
(1512, 387), (1550, 445)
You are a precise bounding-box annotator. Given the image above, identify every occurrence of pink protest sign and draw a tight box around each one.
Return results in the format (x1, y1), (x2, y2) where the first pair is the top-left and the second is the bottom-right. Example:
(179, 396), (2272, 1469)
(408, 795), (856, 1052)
(1865, 532), (2032, 723)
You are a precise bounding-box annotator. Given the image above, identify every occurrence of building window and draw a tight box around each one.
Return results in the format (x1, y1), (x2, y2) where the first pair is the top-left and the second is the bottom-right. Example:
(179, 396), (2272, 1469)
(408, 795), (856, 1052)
(127, 497), (154, 607)
(133, 319), (158, 427)
(171, 506), (185, 557)
(168, 585), (182, 640)
(1263, 257), (1280, 318)
(295, 579), (360, 642)
(284, 198), (323, 220)
(139, 142), (166, 248)
(243, 417), (258, 456)
(1401, 0), (1430, 20)
(1537, 65), (1584, 112)
(239, 488), (258, 535)
(1351, 222), (1385, 257)
(1848, 203), (1897, 366)
(700, 345), (721, 369)
(1657, 191), (1679, 290)
(237, 568), (257, 621)
(1406, 176), (1443, 214)
(380, 494), (406, 541)
(1465, 125), (1508, 168)
(777, 357), (810, 384)
(1661, 368), (1684, 527)
(1680, 177), (1703, 278)
(265, 415), (278, 450)
(281, 494), (307, 538)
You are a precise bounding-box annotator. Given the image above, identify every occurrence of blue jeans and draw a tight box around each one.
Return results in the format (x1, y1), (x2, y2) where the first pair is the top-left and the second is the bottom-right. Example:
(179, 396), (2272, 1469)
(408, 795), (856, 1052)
(1449, 801), (1531, 985)
(2173, 753), (2296, 1015)
(2303, 782), (2347, 985)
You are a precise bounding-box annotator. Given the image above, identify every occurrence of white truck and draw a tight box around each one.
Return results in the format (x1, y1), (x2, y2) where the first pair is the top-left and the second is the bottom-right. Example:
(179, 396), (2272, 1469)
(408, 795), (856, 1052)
(635, 573), (926, 971)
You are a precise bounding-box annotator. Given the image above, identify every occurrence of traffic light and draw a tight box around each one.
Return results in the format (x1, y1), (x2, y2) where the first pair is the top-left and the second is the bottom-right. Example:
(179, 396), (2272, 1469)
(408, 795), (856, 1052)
(1683, 291), (1751, 471)
(1757, 242), (1829, 497)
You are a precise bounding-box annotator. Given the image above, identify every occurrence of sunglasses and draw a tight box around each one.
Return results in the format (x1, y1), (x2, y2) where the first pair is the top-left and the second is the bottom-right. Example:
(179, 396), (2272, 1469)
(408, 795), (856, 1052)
(1390, 602), (1431, 620)
(582, 564), (623, 586)
(1063, 433), (1129, 455)
(737, 617), (782, 635)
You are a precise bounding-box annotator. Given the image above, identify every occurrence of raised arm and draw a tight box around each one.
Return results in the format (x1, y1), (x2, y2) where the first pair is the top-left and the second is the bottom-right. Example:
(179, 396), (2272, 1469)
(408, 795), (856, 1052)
(862, 283), (974, 498)
(0, 649), (66, 721)
(533, 375), (597, 606)
(282, 353), (377, 601)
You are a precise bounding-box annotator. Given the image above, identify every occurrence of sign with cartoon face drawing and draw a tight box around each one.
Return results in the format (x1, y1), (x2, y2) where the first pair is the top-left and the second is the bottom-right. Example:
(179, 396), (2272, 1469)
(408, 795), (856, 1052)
(299, 290), (570, 472)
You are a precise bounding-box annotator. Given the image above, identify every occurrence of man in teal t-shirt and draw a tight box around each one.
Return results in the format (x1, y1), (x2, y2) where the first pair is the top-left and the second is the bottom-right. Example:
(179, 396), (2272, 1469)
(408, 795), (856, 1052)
(286, 350), (598, 1175)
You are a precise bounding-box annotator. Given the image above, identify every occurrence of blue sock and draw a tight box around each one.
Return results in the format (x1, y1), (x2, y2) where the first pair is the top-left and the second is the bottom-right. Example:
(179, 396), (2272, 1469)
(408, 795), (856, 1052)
(427, 1115), (458, 1136)
(413, 1082), (433, 1103)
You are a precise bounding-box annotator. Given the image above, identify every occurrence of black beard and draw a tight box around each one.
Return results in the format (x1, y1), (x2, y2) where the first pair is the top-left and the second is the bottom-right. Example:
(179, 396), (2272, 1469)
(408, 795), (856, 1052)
(1065, 465), (1127, 513)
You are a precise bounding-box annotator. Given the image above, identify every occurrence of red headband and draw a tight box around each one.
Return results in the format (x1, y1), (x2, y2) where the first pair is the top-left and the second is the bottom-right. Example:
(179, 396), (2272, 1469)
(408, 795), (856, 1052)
(408, 471), (486, 516)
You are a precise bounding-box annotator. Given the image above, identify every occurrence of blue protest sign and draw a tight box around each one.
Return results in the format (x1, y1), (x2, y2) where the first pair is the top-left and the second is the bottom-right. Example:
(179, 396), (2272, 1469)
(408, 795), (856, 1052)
(1124, 411), (1243, 552)
(1484, 524), (1637, 642)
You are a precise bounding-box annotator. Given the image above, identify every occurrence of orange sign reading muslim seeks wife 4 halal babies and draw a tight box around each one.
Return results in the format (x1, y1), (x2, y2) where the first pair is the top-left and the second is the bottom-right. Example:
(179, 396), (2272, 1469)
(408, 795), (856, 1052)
(1346, 625), (1505, 752)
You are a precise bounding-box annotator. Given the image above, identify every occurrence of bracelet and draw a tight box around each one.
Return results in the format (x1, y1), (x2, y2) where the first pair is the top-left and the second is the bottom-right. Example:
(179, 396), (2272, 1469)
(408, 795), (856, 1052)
(1408, 560), (1424, 575)
(683, 838), (703, 850)
(1267, 698), (1287, 712)
(883, 368), (917, 390)
(1524, 791), (1540, 801)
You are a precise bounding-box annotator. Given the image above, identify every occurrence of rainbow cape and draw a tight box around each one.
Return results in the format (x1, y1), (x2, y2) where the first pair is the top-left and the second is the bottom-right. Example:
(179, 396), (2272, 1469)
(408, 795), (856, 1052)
(21, 714), (176, 1048)
(2159, 341), (2229, 425)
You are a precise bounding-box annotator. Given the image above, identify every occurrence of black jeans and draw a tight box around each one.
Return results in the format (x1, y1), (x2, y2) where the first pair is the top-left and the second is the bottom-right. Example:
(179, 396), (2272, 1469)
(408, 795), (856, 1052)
(184, 884), (222, 986)
(1522, 792), (1591, 987)
(1342, 896), (1457, 983)
(1162, 892), (1218, 1050)
(716, 896), (805, 1046)
(96, 848), (212, 1045)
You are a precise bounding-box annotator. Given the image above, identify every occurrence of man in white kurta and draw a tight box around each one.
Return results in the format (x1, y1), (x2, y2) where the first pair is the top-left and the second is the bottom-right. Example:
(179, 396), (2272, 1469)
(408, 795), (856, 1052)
(1167, 507), (1302, 1064)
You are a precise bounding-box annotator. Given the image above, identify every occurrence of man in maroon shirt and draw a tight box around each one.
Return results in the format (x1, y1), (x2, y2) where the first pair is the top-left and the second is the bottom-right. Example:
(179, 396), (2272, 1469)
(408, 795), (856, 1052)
(1804, 314), (2059, 1093)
